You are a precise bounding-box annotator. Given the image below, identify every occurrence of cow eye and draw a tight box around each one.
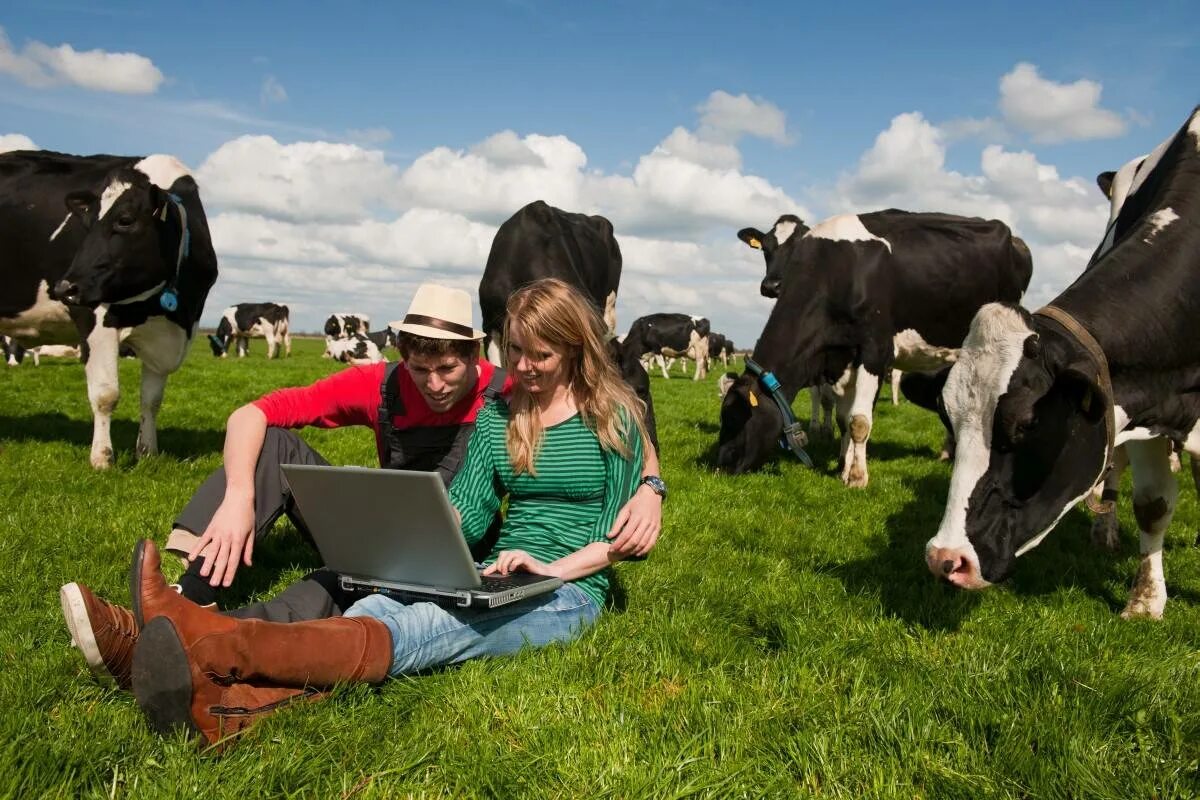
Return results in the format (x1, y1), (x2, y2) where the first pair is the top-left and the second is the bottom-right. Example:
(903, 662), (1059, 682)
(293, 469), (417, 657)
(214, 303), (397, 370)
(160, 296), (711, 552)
(115, 214), (136, 230)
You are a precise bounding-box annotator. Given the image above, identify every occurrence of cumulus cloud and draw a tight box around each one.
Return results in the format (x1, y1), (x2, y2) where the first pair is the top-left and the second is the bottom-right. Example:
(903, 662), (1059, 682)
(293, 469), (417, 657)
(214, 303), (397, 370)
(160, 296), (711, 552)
(260, 75), (287, 105)
(697, 90), (791, 145)
(999, 63), (1127, 143)
(828, 110), (1109, 309)
(0, 132), (37, 153)
(196, 136), (402, 224)
(0, 26), (164, 94)
(194, 92), (804, 342)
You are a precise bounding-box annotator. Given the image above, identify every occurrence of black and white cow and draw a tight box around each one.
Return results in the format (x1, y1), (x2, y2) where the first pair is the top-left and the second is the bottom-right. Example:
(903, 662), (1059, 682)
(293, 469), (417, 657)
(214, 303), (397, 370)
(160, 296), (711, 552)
(326, 333), (385, 365)
(719, 210), (1032, 486)
(323, 312), (370, 358)
(208, 302), (291, 359)
(479, 200), (622, 362)
(926, 107), (1200, 619)
(625, 314), (712, 381)
(0, 151), (218, 468)
(478, 200), (656, 449)
(365, 327), (398, 354)
(2, 334), (26, 366)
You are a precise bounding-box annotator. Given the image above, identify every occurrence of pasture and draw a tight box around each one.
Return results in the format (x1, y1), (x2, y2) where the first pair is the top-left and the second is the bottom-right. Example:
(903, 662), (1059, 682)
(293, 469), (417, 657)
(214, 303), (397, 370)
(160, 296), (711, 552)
(1, 337), (1198, 799)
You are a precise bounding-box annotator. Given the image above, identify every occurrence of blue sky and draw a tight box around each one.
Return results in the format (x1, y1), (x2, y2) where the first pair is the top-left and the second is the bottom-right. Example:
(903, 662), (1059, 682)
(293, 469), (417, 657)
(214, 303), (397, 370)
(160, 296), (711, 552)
(2, 1), (1198, 345)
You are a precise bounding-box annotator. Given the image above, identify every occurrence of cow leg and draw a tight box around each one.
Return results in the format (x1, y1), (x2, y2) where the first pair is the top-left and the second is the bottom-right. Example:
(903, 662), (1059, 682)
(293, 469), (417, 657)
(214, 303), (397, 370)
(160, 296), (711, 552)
(126, 317), (188, 462)
(264, 328), (278, 359)
(692, 336), (709, 381)
(83, 322), (121, 469)
(840, 367), (879, 488)
(890, 369), (901, 406)
(283, 327), (292, 357)
(820, 384), (836, 440)
(938, 428), (956, 462)
(809, 387), (823, 439)
(136, 367), (167, 459)
(1168, 449), (1181, 473)
(237, 336), (248, 358)
(1191, 453), (1200, 546)
(1121, 437), (1177, 620)
(1089, 444), (1128, 552)
(656, 354), (669, 380)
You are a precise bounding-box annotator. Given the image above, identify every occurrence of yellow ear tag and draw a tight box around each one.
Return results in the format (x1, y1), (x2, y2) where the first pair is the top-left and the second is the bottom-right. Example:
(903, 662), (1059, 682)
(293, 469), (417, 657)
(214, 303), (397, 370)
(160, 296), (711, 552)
(748, 390), (759, 407)
(748, 238), (762, 250)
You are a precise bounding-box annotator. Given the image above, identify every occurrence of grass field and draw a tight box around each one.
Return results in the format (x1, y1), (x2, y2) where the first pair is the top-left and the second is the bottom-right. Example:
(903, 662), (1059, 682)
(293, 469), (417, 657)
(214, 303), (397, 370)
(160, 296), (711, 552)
(1, 337), (1198, 799)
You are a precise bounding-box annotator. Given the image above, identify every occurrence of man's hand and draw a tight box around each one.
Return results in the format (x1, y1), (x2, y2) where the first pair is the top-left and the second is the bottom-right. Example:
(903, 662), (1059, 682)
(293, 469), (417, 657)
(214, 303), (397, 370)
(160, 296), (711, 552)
(606, 483), (662, 557)
(483, 550), (558, 578)
(187, 490), (256, 587)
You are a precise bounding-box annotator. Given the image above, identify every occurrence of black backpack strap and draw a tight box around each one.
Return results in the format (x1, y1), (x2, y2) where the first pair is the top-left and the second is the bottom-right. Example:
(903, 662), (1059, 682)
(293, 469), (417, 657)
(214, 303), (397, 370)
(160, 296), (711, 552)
(482, 367), (507, 402)
(376, 361), (405, 464)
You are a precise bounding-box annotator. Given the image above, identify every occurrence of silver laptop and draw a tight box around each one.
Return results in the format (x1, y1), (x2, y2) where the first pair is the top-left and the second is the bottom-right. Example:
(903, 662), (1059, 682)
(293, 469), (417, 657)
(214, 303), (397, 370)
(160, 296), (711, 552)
(280, 464), (562, 609)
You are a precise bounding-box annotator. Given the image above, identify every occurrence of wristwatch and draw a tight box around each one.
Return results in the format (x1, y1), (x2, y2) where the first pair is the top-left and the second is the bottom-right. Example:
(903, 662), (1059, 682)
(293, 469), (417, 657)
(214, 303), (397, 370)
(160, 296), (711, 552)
(640, 475), (667, 500)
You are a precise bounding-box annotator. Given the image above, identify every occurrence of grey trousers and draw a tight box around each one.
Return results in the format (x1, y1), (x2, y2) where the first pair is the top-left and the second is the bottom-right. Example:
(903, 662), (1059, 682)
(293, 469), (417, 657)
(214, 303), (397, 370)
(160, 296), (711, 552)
(172, 427), (367, 621)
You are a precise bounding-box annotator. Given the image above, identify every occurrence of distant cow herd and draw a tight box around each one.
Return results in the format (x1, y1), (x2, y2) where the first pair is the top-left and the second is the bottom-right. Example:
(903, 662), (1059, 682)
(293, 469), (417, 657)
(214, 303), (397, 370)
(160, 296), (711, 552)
(3, 105), (1200, 619)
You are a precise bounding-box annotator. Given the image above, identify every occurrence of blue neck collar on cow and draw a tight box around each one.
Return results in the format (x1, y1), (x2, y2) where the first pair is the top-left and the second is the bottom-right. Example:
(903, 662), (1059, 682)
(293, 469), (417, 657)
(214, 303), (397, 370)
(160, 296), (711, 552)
(154, 192), (190, 312)
(744, 357), (814, 468)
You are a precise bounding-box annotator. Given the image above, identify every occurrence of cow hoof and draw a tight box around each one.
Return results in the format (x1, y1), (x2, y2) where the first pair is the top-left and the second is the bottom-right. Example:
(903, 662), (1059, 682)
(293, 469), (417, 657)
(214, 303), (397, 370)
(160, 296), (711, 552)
(90, 448), (115, 470)
(1119, 599), (1164, 620)
(843, 464), (868, 488)
(938, 450), (954, 462)
(1090, 515), (1120, 552)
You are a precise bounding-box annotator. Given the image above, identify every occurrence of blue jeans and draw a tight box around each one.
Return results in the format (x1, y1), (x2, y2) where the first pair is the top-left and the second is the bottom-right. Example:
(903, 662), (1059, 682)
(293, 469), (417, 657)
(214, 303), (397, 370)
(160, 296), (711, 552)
(343, 582), (601, 677)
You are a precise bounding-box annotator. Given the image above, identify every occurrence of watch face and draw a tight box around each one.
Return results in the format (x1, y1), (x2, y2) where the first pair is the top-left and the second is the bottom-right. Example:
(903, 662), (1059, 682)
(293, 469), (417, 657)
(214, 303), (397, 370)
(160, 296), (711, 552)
(643, 476), (667, 496)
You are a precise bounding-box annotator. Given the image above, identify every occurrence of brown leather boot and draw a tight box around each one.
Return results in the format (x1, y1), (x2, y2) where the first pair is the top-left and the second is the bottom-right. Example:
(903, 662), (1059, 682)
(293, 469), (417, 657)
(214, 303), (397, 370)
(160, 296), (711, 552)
(132, 606), (392, 746)
(60, 582), (137, 690)
(131, 538), (202, 630)
(208, 684), (326, 746)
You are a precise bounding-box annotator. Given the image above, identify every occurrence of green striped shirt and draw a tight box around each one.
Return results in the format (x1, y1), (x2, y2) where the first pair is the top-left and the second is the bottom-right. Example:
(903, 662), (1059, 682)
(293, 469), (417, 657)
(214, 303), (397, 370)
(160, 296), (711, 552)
(449, 400), (644, 607)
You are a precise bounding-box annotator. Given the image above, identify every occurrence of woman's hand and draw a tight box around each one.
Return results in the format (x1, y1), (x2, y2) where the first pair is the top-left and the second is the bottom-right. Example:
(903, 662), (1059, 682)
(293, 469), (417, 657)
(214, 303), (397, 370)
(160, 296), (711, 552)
(606, 483), (662, 557)
(483, 550), (559, 578)
(188, 489), (256, 587)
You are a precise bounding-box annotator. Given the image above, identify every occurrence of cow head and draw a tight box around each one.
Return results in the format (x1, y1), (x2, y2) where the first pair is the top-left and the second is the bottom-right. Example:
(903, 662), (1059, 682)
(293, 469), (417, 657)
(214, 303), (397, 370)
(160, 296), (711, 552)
(926, 304), (1110, 588)
(52, 168), (184, 307)
(738, 214), (808, 298)
(717, 373), (786, 473)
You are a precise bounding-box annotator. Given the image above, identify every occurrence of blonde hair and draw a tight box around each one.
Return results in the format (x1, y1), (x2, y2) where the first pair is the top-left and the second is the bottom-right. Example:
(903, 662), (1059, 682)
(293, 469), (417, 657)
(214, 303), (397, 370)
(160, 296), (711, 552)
(503, 278), (649, 474)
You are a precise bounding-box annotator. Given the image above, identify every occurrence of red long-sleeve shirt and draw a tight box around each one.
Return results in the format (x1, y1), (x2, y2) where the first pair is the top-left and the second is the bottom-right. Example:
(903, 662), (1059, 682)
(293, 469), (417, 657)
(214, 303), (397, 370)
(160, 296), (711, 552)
(252, 360), (512, 448)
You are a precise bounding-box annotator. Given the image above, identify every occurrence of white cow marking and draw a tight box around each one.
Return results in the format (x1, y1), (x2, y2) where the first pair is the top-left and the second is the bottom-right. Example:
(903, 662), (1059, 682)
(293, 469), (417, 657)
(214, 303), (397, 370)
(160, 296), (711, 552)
(134, 155), (192, 190)
(805, 214), (892, 253)
(773, 219), (798, 246)
(892, 328), (958, 372)
(1144, 208), (1179, 243)
(1189, 109), (1200, 150)
(98, 180), (131, 221)
(0, 280), (75, 342)
(49, 213), (72, 241)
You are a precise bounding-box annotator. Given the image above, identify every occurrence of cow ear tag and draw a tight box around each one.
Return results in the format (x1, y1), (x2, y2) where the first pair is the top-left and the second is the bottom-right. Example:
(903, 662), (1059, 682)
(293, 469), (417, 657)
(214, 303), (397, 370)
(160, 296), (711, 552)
(748, 238), (762, 250)
(159, 290), (178, 312)
(748, 390), (759, 407)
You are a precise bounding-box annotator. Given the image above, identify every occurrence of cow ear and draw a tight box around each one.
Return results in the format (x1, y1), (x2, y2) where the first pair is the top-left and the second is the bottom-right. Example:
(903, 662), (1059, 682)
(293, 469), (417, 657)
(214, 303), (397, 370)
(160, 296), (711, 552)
(737, 228), (765, 250)
(1096, 171), (1116, 199)
(64, 190), (97, 224)
(1023, 333), (1041, 360)
(1059, 365), (1107, 425)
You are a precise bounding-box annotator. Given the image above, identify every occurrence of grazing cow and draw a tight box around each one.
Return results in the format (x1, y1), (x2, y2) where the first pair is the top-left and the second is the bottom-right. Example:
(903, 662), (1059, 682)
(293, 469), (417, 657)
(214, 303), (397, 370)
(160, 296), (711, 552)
(326, 333), (384, 365)
(924, 106), (1200, 619)
(365, 326), (397, 353)
(323, 312), (370, 358)
(208, 302), (291, 358)
(27, 344), (82, 366)
(707, 333), (735, 369)
(719, 210), (1032, 486)
(0, 150), (218, 468)
(479, 200), (657, 448)
(2, 334), (26, 366)
(479, 200), (622, 362)
(624, 314), (712, 381)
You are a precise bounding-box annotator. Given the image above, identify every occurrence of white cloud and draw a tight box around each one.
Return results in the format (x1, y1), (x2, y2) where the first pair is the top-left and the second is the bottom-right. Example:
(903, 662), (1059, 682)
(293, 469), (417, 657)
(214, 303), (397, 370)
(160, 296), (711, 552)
(196, 135), (402, 224)
(999, 62), (1127, 143)
(697, 90), (791, 144)
(0, 132), (37, 153)
(0, 26), (163, 94)
(260, 75), (287, 105)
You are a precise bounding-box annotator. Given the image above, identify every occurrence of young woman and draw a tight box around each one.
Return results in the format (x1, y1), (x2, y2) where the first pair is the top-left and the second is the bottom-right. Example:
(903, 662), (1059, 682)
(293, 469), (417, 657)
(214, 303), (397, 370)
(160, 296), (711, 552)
(122, 278), (653, 746)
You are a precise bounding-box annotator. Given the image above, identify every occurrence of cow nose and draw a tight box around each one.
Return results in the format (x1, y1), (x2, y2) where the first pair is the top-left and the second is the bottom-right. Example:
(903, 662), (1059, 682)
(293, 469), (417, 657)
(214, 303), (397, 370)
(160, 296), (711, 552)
(53, 280), (80, 304)
(759, 278), (781, 298)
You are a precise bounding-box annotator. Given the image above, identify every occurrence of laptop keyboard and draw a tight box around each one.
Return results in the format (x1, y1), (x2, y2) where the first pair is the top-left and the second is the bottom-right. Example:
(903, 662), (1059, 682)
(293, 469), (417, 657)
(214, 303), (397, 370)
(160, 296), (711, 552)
(479, 574), (539, 592)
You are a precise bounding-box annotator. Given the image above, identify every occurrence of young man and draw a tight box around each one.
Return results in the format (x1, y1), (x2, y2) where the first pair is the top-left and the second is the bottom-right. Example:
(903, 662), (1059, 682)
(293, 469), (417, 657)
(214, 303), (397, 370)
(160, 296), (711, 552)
(61, 284), (664, 689)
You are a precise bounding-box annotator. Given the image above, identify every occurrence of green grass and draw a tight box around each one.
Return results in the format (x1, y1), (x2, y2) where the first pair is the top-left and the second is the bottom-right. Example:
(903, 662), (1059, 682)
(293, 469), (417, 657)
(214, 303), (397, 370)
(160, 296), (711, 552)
(1, 338), (1198, 799)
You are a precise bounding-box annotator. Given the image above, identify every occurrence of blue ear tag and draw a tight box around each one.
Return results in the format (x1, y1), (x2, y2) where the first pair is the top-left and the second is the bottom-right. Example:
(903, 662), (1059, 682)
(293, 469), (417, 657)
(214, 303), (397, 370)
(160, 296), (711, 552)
(160, 290), (178, 312)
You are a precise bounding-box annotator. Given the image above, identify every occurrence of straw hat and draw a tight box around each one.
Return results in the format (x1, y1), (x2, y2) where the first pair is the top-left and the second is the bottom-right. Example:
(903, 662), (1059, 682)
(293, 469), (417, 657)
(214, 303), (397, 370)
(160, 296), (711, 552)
(390, 283), (484, 341)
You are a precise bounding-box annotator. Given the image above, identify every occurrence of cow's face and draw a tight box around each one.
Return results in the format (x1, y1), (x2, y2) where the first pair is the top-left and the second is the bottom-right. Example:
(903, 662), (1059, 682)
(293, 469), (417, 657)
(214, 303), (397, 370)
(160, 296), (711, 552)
(926, 304), (1109, 588)
(738, 215), (808, 299)
(54, 173), (176, 307)
(717, 374), (784, 473)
